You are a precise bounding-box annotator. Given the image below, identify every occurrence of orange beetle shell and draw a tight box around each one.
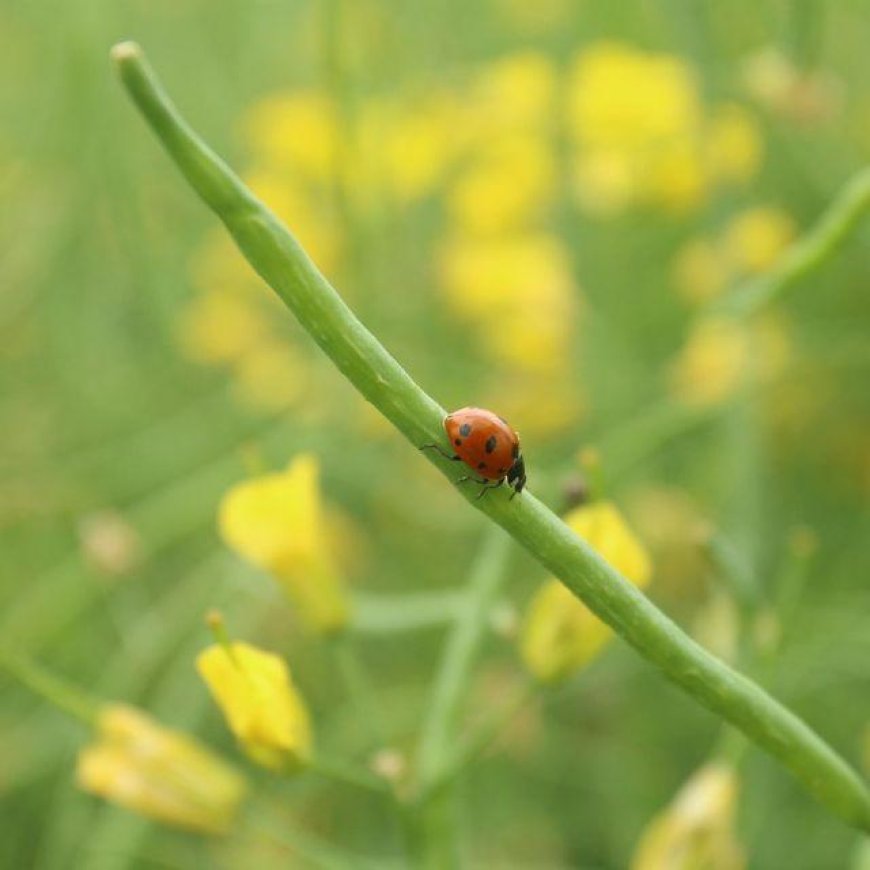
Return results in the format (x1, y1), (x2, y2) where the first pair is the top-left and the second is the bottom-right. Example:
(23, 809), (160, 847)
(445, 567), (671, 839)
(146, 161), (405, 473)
(444, 407), (521, 482)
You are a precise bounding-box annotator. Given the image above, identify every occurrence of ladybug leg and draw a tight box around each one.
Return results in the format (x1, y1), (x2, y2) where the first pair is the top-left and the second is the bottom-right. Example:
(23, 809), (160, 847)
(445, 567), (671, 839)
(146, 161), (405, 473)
(456, 474), (488, 486)
(475, 479), (505, 500)
(420, 443), (461, 461)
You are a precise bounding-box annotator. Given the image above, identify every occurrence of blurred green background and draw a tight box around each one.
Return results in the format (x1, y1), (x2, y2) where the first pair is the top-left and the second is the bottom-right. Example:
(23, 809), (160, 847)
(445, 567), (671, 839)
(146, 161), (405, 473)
(1, 0), (868, 867)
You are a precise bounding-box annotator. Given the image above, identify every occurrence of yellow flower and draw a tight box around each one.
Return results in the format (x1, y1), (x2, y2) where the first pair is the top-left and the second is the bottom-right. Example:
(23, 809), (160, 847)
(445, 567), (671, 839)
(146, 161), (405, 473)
(188, 230), (261, 296)
(230, 340), (312, 413)
(723, 206), (796, 274)
(76, 704), (246, 835)
(569, 43), (701, 150)
(520, 501), (652, 682)
(572, 148), (637, 216)
(670, 313), (792, 408)
(631, 763), (744, 870)
(447, 135), (556, 235)
(385, 95), (457, 202)
(669, 316), (749, 408)
(706, 104), (763, 186)
(197, 642), (313, 773)
(468, 51), (557, 134)
(439, 233), (578, 376)
(218, 454), (350, 633)
(243, 91), (338, 181)
(672, 237), (730, 305)
(178, 290), (268, 365)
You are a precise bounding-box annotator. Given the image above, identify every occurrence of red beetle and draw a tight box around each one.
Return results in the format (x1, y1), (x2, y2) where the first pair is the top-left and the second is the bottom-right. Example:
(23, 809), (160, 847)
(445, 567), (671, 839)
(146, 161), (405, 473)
(422, 407), (526, 499)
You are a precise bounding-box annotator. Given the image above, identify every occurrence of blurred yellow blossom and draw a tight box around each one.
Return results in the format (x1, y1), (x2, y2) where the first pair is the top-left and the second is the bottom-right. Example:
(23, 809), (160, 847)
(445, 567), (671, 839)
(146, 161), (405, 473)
(673, 237), (730, 305)
(520, 501), (651, 681)
(572, 149), (637, 215)
(468, 52), (557, 134)
(724, 206), (796, 275)
(569, 43), (701, 151)
(77, 704), (246, 835)
(385, 95), (457, 202)
(189, 230), (261, 296)
(631, 763), (744, 870)
(218, 454), (350, 633)
(673, 206), (795, 305)
(230, 341), (312, 412)
(243, 91), (339, 181)
(179, 290), (268, 365)
(627, 485), (708, 596)
(447, 135), (556, 235)
(568, 42), (764, 215)
(439, 232), (577, 376)
(439, 231), (575, 323)
(706, 104), (764, 185)
(670, 314), (792, 408)
(197, 641), (313, 773)
(670, 316), (749, 408)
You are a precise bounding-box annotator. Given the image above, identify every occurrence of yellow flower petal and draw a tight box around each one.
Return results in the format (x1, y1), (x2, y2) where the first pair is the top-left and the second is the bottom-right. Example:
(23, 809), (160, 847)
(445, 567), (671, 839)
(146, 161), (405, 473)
(631, 763), (744, 870)
(218, 454), (350, 633)
(520, 501), (652, 682)
(196, 642), (312, 773)
(76, 704), (247, 835)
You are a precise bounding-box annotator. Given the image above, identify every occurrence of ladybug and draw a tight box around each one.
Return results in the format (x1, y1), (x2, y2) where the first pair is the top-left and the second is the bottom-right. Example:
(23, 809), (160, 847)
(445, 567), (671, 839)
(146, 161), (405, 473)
(422, 407), (526, 499)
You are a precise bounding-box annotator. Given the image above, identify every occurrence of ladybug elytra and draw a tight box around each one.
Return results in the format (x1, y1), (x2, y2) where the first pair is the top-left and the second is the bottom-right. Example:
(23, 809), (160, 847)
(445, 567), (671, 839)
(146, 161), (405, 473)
(421, 406), (527, 499)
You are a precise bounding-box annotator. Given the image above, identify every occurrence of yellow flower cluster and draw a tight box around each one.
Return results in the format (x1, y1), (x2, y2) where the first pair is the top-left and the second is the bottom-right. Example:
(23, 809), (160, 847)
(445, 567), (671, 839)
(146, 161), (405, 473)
(179, 230), (315, 413)
(218, 454), (350, 634)
(438, 53), (584, 436)
(631, 763), (744, 870)
(520, 501), (652, 682)
(197, 641), (313, 773)
(569, 43), (763, 215)
(669, 313), (792, 409)
(673, 206), (797, 305)
(77, 704), (247, 835)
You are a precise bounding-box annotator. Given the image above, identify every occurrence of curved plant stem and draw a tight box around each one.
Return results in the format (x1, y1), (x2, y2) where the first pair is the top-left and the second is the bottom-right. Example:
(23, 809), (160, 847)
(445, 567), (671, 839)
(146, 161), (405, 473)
(310, 752), (393, 797)
(111, 43), (870, 833)
(0, 649), (98, 726)
(412, 527), (511, 868)
(417, 527), (511, 789)
(718, 165), (870, 318)
(424, 677), (537, 800)
(328, 634), (386, 746)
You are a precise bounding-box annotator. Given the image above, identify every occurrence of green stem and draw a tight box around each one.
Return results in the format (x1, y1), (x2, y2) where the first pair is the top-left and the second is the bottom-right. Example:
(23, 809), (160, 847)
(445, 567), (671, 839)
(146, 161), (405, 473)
(417, 527), (511, 788)
(423, 677), (537, 800)
(412, 527), (511, 868)
(718, 166), (870, 318)
(111, 44), (870, 833)
(310, 752), (393, 797)
(0, 649), (98, 726)
(328, 633), (385, 746)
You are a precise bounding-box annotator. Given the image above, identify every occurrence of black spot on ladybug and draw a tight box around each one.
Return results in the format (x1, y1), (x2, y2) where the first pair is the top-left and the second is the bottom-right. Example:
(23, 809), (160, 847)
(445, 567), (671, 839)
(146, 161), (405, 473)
(485, 435), (497, 453)
(512, 443), (519, 459)
(454, 439), (462, 446)
(477, 461), (486, 470)
(459, 423), (472, 437)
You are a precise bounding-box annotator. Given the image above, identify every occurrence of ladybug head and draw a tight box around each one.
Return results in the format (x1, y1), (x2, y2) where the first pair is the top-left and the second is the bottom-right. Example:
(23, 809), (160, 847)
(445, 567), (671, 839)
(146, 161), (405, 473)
(507, 453), (526, 495)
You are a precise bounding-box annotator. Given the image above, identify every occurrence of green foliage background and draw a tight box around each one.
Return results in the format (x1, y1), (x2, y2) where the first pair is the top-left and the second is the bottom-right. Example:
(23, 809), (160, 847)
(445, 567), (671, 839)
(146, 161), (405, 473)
(1, 0), (868, 867)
